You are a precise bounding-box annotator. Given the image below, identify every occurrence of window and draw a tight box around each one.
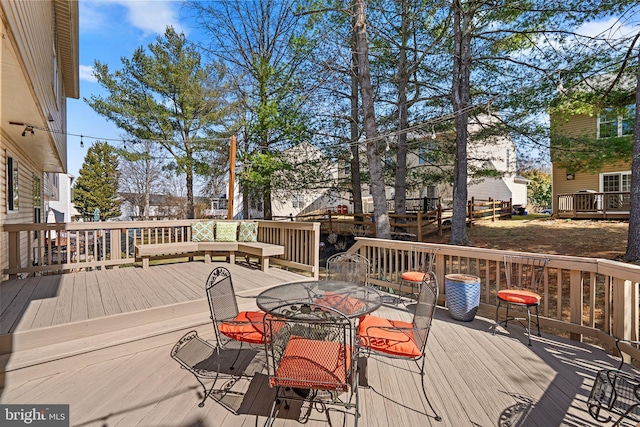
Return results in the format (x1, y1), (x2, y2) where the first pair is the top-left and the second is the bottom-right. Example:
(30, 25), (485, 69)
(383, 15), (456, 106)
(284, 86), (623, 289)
(291, 194), (304, 209)
(602, 171), (631, 192)
(599, 104), (635, 138)
(7, 156), (19, 211)
(33, 175), (42, 223)
(418, 142), (438, 165)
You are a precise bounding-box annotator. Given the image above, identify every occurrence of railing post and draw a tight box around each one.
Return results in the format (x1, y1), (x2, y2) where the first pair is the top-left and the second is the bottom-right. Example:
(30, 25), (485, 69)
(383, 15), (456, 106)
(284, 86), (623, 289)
(8, 230), (20, 279)
(490, 197), (495, 222)
(612, 277), (634, 363)
(417, 212), (423, 242)
(569, 270), (583, 342)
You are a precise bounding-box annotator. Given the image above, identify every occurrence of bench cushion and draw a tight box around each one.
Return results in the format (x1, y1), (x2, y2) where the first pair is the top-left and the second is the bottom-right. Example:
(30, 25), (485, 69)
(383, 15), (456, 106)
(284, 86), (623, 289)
(191, 221), (215, 242)
(238, 221), (258, 242)
(216, 222), (239, 242)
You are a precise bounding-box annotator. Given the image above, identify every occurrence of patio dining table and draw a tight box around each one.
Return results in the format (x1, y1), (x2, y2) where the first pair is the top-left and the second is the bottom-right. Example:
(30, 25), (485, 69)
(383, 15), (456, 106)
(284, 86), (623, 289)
(256, 279), (382, 319)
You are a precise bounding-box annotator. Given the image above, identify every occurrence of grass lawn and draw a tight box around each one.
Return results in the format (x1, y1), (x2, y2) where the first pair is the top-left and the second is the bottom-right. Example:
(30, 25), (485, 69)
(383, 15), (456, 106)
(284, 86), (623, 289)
(427, 216), (628, 260)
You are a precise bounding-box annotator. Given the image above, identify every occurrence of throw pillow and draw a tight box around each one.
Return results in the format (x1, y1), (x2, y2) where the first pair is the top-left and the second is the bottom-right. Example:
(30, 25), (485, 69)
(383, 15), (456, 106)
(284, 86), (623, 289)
(238, 221), (258, 242)
(216, 221), (239, 242)
(191, 221), (215, 242)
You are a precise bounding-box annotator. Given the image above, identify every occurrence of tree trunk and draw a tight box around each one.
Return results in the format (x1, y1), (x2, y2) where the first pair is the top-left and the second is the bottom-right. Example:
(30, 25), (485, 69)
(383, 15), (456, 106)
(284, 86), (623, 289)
(186, 166), (195, 219)
(350, 8), (364, 217)
(449, 0), (472, 246)
(624, 48), (640, 261)
(394, 0), (409, 219)
(144, 154), (151, 220)
(355, 0), (391, 239)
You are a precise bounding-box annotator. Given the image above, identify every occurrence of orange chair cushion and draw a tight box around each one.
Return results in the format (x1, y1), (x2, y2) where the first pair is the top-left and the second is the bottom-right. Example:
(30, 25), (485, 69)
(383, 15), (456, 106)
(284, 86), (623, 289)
(497, 289), (541, 305)
(272, 336), (351, 391)
(357, 315), (421, 358)
(401, 271), (425, 283)
(314, 292), (365, 315)
(218, 311), (266, 344)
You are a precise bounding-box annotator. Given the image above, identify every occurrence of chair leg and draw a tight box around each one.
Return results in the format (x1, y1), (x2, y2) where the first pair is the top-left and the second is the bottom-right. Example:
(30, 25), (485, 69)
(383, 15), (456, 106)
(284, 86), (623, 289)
(494, 301), (501, 335)
(535, 305), (541, 337)
(526, 308), (532, 346)
(417, 357), (441, 421)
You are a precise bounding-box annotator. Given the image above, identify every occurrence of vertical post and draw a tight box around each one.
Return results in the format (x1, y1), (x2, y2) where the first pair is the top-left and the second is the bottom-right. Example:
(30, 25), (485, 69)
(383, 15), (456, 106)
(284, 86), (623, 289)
(227, 136), (237, 220)
(490, 197), (495, 221)
(468, 199), (473, 227)
(437, 204), (443, 235)
(8, 230), (20, 279)
(612, 277), (633, 362)
(417, 211), (423, 242)
(569, 270), (583, 342)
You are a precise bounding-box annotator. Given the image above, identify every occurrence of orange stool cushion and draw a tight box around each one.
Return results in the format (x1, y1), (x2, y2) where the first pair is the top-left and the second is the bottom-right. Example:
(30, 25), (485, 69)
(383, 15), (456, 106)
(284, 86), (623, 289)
(272, 336), (350, 391)
(357, 315), (421, 357)
(401, 271), (425, 283)
(218, 311), (266, 344)
(497, 289), (541, 305)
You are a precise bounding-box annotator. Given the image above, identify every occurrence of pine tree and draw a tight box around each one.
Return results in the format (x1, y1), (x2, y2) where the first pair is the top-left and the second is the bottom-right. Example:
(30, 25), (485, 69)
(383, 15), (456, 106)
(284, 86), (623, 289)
(73, 141), (121, 220)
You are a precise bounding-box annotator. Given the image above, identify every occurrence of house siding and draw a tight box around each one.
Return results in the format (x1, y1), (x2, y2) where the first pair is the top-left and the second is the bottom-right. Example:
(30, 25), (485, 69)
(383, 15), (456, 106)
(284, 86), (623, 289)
(550, 112), (632, 214)
(1, 1), (78, 279)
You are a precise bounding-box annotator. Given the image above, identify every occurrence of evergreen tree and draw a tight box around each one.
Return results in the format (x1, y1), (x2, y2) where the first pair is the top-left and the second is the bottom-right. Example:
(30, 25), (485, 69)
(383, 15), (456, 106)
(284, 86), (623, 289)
(73, 141), (121, 220)
(86, 27), (233, 219)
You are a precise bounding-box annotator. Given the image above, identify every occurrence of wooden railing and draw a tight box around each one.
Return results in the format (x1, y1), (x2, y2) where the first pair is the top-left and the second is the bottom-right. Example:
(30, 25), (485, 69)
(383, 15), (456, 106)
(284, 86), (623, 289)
(557, 191), (630, 219)
(350, 237), (640, 358)
(289, 197), (511, 242)
(3, 220), (321, 279)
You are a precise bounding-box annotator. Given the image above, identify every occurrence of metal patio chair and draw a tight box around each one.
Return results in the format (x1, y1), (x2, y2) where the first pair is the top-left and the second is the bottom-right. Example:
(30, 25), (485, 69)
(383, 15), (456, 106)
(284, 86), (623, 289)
(264, 303), (358, 426)
(494, 255), (550, 346)
(171, 267), (266, 408)
(588, 338), (640, 425)
(357, 270), (441, 421)
(326, 251), (370, 286)
(399, 246), (439, 298)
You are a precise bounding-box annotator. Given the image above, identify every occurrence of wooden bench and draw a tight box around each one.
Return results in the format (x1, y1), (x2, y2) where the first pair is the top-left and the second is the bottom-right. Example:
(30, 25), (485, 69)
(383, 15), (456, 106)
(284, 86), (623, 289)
(135, 241), (284, 272)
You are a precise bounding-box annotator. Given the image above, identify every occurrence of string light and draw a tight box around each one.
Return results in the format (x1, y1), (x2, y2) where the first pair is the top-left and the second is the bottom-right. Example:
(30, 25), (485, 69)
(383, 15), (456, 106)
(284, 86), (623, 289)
(80, 135), (84, 148)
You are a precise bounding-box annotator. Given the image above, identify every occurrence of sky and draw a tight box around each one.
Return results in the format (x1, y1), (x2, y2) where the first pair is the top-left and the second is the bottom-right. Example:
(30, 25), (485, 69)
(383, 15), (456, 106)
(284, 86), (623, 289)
(65, 1), (640, 179)
(67, 0), (193, 178)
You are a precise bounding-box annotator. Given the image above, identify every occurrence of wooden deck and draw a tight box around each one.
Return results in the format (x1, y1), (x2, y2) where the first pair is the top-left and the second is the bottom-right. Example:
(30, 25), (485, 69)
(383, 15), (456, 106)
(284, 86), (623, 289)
(0, 262), (636, 426)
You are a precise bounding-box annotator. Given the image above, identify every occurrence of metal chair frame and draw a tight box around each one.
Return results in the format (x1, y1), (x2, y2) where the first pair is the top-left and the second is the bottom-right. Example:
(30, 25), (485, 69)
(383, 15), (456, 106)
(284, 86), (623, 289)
(358, 271), (441, 421)
(326, 251), (370, 286)
(399, 246), (439, 298)
(171, 267), (265, 408)
(494, 255), (549, 346)
(263, 303), (358, 427)
(588, 338), (640, 425)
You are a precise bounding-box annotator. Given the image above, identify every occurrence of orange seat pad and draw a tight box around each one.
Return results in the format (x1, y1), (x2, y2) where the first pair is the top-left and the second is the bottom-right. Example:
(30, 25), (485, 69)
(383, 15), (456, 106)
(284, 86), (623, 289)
(218, 311), (266, 344)
(272, 336), (350, 391)
(497, 289), (541, 305)
(357, 315), (421, 358)
(401, 271), (425, 283)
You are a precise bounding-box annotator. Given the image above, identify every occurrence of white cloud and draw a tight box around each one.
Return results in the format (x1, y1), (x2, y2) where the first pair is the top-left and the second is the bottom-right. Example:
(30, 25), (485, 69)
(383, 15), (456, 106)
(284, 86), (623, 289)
(576, 17), (639, 40)
(82, 0), (185, 36)
(121, 1), (185, 36)
(79, 65), (98, 83)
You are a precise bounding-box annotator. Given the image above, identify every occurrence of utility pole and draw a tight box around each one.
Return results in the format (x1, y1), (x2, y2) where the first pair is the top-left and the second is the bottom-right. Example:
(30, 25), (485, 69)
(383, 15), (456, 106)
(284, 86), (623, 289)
(227, 135), (237, 219)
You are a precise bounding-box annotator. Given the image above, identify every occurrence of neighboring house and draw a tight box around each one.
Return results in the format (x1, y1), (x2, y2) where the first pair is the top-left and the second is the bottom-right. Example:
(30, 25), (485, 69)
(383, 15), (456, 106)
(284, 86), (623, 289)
(48, 173), (79, 222)
(550, 77), (635, 218)
(1, 1), (79, 276)
(363, 116), (529, 213)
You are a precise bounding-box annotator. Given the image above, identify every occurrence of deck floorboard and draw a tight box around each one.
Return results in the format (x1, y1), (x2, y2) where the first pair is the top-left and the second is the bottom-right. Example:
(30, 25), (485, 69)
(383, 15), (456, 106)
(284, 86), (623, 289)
(1, 262), (637, 426)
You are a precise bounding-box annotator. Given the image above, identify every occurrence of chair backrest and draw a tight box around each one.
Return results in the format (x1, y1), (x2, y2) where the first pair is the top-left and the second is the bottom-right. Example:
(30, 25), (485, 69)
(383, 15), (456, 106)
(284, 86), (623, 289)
(326, 252), (370, 286)
(503, 255), (549, 294)
(406, 246), (439, 274)
(412, 270), (439, 354)
(264, 304), (355, 392)
(205, 267), (239, 345)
